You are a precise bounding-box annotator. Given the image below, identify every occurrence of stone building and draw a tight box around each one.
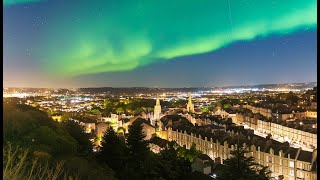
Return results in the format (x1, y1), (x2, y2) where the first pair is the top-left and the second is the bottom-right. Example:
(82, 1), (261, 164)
(165, 125), (317, 180)
(187, 95), (195, 113)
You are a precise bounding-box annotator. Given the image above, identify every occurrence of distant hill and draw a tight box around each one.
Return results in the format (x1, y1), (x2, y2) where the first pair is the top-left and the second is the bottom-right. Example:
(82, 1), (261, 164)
(77, 82), (316, 94)
(4, 82), (317, 94)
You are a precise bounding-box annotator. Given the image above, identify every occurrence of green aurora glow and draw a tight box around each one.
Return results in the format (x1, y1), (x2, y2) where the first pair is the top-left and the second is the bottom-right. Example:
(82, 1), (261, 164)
(3, 0), (43, 6)
(6, 0), (317, 77)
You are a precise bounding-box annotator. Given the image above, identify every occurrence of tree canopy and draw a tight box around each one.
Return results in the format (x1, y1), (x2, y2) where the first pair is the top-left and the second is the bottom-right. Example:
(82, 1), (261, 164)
(219, 146), (271, 180)
(3, 102), (116, 179)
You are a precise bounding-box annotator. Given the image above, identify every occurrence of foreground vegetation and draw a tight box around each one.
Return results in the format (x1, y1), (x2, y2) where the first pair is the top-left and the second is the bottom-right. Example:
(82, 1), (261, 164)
(99, 121), (196, 179)
(3, 99), (116, 180)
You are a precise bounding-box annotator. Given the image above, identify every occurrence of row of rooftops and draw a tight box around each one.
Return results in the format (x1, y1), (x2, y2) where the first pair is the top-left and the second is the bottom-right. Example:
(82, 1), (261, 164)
(191, 109), (317, 134)
(169, 124), (316, 164)
(239, 102), (314, 114)
(243, 114), (317, 134)
(161, 115), (316, 164)
(149, 136), (170, 149)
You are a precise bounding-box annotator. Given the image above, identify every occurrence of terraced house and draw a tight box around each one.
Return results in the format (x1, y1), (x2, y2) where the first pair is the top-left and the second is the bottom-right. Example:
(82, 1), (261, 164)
(161, 117), (317, 180)
(237, 115), (317, 149)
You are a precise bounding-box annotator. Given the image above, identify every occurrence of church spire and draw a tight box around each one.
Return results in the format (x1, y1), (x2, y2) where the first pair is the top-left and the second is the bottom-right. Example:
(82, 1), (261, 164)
(153, 97), (162, 124)
(187, 94), (194, 113)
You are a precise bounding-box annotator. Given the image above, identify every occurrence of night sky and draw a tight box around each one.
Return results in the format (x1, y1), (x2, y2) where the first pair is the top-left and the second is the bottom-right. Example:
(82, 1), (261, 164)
(4, 0), (317, 88)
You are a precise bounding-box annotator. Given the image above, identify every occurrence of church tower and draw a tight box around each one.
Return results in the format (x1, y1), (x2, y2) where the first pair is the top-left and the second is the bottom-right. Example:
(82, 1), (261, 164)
(154, 97), (161, 122)
(186, 95), (194, 113)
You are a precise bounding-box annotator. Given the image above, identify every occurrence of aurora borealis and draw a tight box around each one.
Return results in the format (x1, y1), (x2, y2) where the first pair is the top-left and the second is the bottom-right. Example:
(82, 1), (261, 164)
(4, 0), (317, 88)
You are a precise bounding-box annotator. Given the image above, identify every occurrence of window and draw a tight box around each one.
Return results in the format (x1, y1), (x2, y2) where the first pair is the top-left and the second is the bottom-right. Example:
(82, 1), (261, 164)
(289, 169), (294, 176)
(270, 165), (274, 172)
(300, 171), (304, 178)
(289, 161), (294, 168)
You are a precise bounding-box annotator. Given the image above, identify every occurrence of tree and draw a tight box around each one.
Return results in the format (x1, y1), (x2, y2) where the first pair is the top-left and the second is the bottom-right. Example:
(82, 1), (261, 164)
(62, 121), (92, 155)
(99, 127), (127, 173)
(61, 112), (71, 121)
(219, 146), (271, 180)
(126, 121), (150, 178)
(223, 103), (231, 109)
(91, 109), (100, 114)
(202, 107), (209, 113)
(177, 143), (202, 162)
(133, 107), (143, 116)
(286, 91), (299, 106)
(157, 141), (191, 179)
(127, 121), (149, 160)
(116, 107), (124, 115)
(104, 99), (108, 108)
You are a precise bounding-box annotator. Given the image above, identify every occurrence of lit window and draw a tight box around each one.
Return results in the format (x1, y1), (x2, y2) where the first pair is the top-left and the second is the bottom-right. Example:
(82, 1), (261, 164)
(289, 161), (294, 168)
(289, 169), (294, 176)
(300, 171), (304, 178)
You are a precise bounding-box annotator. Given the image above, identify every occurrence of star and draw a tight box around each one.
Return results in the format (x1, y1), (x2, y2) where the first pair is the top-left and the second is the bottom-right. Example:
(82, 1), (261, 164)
(26, 48), (32, 56)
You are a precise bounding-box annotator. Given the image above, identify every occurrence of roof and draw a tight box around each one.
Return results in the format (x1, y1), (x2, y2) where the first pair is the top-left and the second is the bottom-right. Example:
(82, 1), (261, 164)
(149, 136), (169, 148)
(191, 161), (211, 170)
(297, 150), (313, 162)
(123, 118), (130, 123)
(134, 117), (155, 128)
(196, 153), (213, 161)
